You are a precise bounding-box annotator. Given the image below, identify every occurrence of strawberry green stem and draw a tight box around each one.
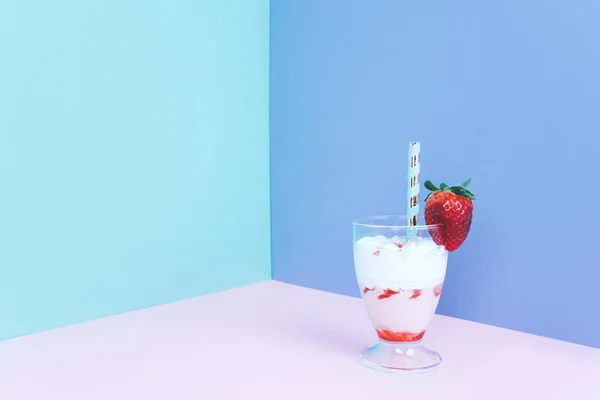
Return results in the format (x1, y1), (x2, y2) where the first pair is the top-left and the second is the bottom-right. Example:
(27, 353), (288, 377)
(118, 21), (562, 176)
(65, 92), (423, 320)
(424, 178), (477, 201)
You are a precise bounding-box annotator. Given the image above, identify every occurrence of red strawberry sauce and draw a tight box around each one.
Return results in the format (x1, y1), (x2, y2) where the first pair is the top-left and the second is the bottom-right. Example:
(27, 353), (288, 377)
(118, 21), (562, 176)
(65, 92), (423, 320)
(377, 289), (400, 299)
(362, 287), (424, 300)
(376, 330), (425, 342)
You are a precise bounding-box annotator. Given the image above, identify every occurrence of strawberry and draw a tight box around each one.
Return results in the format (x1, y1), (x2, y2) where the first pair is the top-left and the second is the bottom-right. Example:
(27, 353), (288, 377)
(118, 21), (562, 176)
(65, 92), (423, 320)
(424, 178), (476, 252)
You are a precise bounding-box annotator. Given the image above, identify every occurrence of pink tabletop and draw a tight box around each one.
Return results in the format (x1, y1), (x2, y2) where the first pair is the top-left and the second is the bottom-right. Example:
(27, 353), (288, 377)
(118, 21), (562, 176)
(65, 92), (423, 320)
(0, 281), (598, 399)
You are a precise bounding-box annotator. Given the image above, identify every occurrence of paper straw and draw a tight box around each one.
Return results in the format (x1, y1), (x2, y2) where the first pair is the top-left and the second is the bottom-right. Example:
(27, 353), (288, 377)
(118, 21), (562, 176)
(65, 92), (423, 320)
(407, 142), (421, 239)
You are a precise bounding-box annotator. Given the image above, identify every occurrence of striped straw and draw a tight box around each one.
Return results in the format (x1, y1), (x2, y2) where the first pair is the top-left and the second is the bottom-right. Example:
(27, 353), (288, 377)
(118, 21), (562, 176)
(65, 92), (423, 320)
(407, 142), (421, 239)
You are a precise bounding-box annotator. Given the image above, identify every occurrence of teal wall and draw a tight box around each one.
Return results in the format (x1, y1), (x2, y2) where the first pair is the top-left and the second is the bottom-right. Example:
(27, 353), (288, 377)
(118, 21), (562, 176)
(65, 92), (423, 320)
(0, 0), (270, 340)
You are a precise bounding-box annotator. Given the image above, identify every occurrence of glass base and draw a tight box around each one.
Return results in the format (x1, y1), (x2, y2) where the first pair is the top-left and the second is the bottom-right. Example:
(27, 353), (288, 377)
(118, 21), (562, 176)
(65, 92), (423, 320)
(359, 339), (441, 373)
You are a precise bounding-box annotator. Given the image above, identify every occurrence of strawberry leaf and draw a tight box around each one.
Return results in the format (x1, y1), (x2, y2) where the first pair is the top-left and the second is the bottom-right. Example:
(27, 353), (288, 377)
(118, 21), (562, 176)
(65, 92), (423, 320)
(461, 178), (472, 188)
(439, 183), (449, 191)
(449, 186), (465, 196)
(424, 180), (439, 191)
(450, 186), (476, 200)
(466, 190), (477, 200)
(462, 187), (476, 199)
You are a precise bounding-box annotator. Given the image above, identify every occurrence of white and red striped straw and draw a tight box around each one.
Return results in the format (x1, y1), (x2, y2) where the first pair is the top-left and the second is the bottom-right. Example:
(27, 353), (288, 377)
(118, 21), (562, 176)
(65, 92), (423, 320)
(407, 142), (421, 239)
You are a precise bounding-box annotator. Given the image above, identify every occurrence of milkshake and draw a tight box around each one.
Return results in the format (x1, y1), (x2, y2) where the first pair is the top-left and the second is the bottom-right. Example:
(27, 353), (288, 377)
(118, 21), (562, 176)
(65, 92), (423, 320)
(354, 235), (447, 342)
(352, 144), (476, 373)
(352, 216), (448, 373)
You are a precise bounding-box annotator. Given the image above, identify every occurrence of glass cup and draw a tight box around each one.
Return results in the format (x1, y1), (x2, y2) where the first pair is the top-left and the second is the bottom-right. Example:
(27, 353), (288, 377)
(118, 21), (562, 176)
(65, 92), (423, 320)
(353, 215), (448, 373)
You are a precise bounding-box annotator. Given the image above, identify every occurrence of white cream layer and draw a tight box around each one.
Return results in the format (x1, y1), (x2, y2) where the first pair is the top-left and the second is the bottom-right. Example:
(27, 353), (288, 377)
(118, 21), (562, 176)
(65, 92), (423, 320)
(353, 235), (448, 290)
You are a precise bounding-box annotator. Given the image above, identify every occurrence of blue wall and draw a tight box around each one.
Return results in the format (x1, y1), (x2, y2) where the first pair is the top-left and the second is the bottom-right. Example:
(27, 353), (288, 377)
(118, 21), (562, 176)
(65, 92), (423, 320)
(271, 0), (600, 348)
(0, 0), (270, 340)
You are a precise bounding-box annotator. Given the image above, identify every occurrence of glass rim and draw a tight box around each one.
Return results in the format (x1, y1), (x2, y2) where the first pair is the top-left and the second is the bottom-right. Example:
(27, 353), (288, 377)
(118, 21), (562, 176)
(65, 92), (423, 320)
(352, 215), (442, 229)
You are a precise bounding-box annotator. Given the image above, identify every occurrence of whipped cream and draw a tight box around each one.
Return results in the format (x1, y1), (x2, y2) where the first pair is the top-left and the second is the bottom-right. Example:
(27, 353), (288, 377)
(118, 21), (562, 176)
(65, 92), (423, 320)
(353, 235), (447, 290)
